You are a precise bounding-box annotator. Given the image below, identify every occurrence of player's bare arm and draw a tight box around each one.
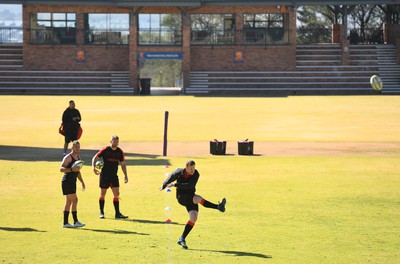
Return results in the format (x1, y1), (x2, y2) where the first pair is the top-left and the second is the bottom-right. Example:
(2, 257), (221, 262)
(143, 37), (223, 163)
(77, 171), (85, 191)
(60, 155), (73, 173)
(120, 161), (128, 183)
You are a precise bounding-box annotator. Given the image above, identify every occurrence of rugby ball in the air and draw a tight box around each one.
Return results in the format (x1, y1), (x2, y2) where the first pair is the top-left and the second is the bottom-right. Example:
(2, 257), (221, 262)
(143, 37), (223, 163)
(95, 159), (104, 170)
(71, 160), (84, 169)
(370, 75), (383, 92)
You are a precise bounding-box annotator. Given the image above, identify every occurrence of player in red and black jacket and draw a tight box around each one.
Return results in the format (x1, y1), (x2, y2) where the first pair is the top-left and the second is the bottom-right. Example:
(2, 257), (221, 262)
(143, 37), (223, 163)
(160, 160), (226, 249)
(92, 135), (129, 219)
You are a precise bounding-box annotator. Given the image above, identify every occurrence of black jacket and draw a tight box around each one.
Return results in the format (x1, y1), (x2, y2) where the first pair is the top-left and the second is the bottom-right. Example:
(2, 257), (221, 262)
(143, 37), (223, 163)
(62, 108), (81, 130)
(162, 168), (200, 195)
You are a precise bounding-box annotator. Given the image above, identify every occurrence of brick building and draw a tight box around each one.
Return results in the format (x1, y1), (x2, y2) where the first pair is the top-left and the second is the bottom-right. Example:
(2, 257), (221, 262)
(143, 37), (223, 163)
(1, 0), (400, 94)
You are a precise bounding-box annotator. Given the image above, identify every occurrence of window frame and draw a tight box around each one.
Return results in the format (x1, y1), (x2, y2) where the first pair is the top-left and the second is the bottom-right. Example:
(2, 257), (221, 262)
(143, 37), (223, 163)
(30, 12), (77, 45)
(243, 13), (289, 46)
(138, 13), (183, 46)
(190, 13), (236, 46)
(84, 13), (130, 45)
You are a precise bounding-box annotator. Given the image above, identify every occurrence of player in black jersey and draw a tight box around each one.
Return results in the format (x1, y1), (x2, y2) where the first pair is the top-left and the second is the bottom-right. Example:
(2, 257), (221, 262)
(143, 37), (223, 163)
(160, 160), (226, 249)
(60, 140), (86, 228)
(92, 135), (129, 219)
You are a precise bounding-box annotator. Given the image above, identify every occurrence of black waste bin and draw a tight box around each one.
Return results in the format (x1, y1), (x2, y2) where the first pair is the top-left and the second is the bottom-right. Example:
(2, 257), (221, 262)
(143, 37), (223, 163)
(210, 140), (226, 155)
(140, 78), (151, 95)
(238, 140), (254, 155)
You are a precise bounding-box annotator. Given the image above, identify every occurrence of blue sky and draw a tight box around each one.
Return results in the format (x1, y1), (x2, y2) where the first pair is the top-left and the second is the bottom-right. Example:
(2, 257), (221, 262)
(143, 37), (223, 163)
(0, 4), (22, 26)
(0, 4), (21, 13)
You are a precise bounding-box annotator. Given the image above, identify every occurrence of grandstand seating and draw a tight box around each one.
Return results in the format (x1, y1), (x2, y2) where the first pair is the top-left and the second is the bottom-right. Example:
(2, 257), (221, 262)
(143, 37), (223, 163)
(0, 43), (399, 95)
(187, 44), (400, 95)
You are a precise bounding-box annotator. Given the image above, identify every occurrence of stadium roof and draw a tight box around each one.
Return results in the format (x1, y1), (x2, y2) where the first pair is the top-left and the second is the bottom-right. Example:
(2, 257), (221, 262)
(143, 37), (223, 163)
(1, 0), (399, 7)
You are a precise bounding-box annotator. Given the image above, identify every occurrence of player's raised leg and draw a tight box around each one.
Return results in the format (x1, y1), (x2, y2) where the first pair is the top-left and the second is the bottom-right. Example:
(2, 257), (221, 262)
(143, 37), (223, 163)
(193, 194), (227, 212)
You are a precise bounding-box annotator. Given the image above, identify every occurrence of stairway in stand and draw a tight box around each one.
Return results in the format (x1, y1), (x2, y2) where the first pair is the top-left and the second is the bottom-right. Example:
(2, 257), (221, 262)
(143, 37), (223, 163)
(0, 43), (23, 70)
(349, 44), (400, 94)
(187, 44), (400, 95)
(0, 44), (131, 95)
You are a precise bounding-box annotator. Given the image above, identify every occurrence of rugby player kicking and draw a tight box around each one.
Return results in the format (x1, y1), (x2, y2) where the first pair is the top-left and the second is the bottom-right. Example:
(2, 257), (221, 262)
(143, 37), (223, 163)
(160, 160), (226, 249)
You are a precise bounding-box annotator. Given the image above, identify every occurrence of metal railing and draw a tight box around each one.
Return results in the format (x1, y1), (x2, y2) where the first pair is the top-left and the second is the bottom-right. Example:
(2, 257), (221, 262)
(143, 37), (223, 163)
(30, 28), (76, 45)
(0, 27), (23, 43)
(296, 26), (385, 45)
(191, 29), (289, 46)
(296, 26), (332, 44)
(85, 29), (129, 45)
(242, 28), (289, 46)
(138, 29), (182, 45)
(348, 28), (384, 44)
(191, 30), (235, 45)
(1, 26), (391, 46)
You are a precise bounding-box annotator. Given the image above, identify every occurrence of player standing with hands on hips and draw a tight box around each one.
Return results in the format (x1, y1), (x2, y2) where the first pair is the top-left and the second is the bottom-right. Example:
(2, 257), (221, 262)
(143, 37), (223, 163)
(160, 160), (226, 249)
(60, 140), (86, 228)
(92, 135), (129, 219)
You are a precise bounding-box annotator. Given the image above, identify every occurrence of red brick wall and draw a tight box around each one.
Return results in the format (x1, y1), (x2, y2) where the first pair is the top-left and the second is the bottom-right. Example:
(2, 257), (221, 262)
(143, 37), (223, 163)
(23, 45), (129, 71)
(22, 4), (296, 73)
(189, 6), (296, 71)
(191, 46), (295, 71)
(23, 4), (130, 71)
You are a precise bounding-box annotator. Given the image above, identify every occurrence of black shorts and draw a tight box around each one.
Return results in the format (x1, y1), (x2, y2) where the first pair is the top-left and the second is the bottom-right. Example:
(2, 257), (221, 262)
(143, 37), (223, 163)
(99, 174), (120, 189)
(64, 128), (78, 143)
(62, 180), (76, 195)
(177, 193), (198, 212)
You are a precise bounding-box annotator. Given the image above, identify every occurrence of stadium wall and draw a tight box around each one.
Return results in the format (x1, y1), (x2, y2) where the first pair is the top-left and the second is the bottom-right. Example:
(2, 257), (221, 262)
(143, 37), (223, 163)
(22, 4), (296, 88)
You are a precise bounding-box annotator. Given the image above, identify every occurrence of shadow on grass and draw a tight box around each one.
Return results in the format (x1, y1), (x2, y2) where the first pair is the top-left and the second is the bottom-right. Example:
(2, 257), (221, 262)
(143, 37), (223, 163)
(0, 145), (169, 166)
(0, 227), (46, 232)
(192, 249), (272, 259)
(128, 218), (183, 226)
(82, 228), (149, 236)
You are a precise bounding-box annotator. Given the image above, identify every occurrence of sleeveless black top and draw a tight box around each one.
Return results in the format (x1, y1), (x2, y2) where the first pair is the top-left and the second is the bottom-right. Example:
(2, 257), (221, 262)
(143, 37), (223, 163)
(62, 154), (80, 182)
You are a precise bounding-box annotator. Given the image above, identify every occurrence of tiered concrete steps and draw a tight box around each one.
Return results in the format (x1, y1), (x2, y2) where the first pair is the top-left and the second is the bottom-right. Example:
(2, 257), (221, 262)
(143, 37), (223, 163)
(350, 44), (400, 94)
(0, 44), (131, 94)
(0, 44), (23, 70)
(0, 70), (131, 95)
(296, 44), (342, 66)
(186, 44), (399, 95)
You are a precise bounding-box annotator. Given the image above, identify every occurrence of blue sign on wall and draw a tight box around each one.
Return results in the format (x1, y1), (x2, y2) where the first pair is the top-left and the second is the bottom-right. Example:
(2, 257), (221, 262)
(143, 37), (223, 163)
(137, 52), (183, 60)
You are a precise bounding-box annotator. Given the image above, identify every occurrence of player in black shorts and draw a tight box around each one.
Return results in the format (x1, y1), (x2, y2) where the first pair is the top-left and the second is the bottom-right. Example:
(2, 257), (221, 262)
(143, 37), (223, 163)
(60, 140), (86, 228)
(92, 135), (129, 219)
(160, 160), (226, 249)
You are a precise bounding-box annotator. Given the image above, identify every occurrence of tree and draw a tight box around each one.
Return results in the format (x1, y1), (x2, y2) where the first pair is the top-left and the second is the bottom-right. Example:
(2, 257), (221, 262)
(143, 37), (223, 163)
(349, 5), (384, 43)
(139, 60), (182, 87)
(296, 4), (388, 44)
(297, 6), (332, 44)
(324, 5), (343, 24)
(378, 4), (399, 23)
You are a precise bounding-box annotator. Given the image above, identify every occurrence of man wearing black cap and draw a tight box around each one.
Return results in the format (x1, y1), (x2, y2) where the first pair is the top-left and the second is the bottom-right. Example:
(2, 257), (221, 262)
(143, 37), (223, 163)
(62, 100), (81, 156)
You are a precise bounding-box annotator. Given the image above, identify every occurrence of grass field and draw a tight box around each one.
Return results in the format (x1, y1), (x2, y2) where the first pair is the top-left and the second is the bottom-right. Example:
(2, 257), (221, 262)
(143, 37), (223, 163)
(0, 95), (399, 264)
